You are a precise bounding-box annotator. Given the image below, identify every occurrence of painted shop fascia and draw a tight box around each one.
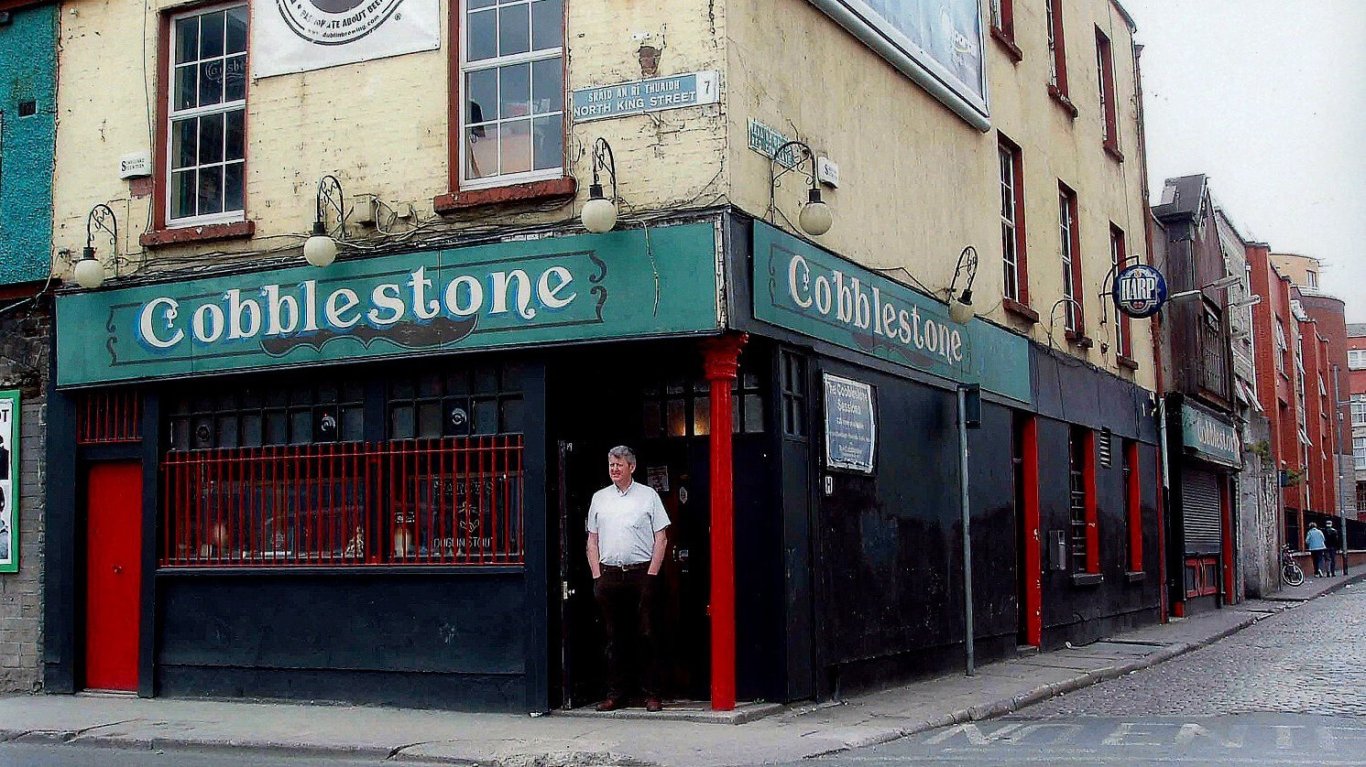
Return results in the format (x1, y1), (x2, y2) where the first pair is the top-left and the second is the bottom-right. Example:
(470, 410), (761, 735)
(749, 221), (1032, 406)
(56, 222), (725, 388)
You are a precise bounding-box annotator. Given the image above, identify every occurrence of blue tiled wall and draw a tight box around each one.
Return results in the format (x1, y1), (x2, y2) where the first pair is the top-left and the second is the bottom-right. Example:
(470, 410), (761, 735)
(0, 3), (57, 286)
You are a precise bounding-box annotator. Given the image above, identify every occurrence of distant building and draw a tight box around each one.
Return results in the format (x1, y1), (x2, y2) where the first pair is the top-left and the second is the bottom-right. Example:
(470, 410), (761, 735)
(1347, 324), (1366, 520)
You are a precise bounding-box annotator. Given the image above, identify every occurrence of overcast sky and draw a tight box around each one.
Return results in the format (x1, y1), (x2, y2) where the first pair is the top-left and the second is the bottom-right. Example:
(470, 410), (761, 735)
(1118, 0), (1366, 322)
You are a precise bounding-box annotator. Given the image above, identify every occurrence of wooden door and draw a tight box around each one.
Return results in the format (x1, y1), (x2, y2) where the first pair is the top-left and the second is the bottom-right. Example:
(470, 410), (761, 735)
(84, 462), (142, 691)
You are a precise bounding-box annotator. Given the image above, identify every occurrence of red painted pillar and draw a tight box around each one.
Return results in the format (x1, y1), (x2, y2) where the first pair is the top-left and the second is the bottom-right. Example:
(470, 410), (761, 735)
(1083, 431), (1100, 574)
(702, 332), (746, 711)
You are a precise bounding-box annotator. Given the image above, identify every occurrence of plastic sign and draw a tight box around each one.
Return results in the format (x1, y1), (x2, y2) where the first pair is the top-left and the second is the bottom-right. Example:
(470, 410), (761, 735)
(1112, 264), (1168, 319)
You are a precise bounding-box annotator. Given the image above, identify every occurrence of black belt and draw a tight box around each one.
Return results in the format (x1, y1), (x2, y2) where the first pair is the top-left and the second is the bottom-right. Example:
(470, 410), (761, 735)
(601, 562), (649, 573)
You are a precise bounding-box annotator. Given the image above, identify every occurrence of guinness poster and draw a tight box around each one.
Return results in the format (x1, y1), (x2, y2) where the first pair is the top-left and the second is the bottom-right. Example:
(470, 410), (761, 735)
(254, 0), (441, 78)
(0, 391), (17, 573)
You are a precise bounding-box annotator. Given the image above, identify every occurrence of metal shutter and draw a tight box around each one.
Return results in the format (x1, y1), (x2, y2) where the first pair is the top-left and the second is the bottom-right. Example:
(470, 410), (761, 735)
(1182, 466), (1222, 553)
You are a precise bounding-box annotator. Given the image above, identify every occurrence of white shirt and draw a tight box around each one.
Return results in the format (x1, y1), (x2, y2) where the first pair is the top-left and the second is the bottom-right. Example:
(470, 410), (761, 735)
(586, 480), (670, 566)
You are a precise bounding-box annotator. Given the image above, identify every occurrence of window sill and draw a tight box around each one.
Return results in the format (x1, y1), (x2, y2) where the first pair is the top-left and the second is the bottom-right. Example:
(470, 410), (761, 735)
(1071, 572), (1103, 587)
(1065, 329), (1093, 349)
(990, 27), (1023, 62)
(140, 220), (255, 249)
(1003, 297), (1039, 324)
(1125, 570), (1146, 583)
(434, 177), (577, 213)
(1048, 84), (1079, 119)
(1104, 142), (1126, 163)
(1117, 354), (1139, 371)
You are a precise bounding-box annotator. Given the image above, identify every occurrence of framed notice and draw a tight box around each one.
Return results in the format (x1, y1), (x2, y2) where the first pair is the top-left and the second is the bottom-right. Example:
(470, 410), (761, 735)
(823, 374), (876, 474)
(0, 390), (18, 573)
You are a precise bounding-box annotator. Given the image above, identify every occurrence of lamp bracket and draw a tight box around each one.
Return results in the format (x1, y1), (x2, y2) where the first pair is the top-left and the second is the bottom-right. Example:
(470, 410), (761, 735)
(85, 203), (118, 256)
(591, 137), (618, 202)
(315, 175), (346, 240)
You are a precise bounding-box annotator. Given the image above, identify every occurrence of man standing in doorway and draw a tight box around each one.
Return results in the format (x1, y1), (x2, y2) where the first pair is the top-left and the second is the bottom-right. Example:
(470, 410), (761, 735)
(586, 445), (670, 713)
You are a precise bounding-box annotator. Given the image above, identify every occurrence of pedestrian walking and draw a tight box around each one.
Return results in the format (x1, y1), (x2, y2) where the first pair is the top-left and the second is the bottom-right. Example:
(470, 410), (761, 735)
(1306, 522), (1327, 578)
(1324, 521), (1342, 577)
(585, 445), (670, 713)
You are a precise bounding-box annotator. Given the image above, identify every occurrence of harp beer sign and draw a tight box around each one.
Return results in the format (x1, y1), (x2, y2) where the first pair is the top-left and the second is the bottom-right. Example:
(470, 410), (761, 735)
(1112, 264), (1168, 319)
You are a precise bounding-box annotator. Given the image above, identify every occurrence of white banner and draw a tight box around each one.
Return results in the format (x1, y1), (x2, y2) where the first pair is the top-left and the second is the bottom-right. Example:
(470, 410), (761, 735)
(252, 0), (441, 78)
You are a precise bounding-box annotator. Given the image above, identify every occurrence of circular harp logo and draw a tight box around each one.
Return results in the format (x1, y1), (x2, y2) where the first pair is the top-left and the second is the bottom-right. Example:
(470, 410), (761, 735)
(1112, 264), (1169, 319)
(277, 0), (406, 46)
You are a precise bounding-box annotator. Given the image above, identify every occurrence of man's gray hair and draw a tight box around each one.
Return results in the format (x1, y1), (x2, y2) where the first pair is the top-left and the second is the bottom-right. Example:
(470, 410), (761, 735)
(607, 445), (637, 465)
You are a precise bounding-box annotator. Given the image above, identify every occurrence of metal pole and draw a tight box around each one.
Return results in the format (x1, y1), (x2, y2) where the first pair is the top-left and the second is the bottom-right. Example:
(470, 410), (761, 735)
(958, 386), (974, 676)
(1333, 365), (1349, 576)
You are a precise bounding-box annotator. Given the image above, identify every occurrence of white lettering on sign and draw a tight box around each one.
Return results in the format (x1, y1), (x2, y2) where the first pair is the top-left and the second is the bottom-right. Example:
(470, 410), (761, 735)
(134, 264), (579, 354)
(787, 254), (964, 367)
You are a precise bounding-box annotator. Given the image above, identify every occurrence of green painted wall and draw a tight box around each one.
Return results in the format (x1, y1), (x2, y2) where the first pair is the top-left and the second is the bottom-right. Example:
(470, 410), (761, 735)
(0, 3), (57, 285)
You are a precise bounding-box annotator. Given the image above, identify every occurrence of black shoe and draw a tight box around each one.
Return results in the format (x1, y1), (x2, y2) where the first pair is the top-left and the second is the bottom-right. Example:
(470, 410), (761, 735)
(595, 697), (624, 712)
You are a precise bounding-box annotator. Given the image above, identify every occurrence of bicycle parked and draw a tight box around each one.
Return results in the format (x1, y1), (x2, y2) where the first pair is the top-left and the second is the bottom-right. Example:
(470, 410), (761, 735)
(1281, 544), (1305, 587)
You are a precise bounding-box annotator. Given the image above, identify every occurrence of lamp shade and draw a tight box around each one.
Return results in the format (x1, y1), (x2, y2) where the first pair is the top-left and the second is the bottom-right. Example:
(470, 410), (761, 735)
(799, 190), (833, 236)
(73, 254), (104, 289)
(582, 196), (618, 234)
(304, 234), (338, 267)
(948, 297), (976, 324)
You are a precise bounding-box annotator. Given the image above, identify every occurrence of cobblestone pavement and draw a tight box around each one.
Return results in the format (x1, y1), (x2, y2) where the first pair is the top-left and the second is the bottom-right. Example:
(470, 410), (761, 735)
(1030, 585), (1366, 717)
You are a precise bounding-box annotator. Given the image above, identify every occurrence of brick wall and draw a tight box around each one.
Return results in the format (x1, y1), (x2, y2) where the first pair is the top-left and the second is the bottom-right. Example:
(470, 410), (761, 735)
(0, 306), (50, 693)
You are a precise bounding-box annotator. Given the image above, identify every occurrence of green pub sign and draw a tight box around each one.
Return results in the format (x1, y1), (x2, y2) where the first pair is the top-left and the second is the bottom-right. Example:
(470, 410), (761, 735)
(57, 224), (721, 387)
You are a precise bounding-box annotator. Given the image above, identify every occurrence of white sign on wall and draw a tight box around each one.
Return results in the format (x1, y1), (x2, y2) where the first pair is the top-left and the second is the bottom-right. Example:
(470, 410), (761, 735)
(253, 0), (441, 78)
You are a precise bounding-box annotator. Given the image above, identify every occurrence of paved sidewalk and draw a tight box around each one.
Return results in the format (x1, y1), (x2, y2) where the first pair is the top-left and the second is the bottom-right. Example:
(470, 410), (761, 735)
(1, 574), (1357, 767)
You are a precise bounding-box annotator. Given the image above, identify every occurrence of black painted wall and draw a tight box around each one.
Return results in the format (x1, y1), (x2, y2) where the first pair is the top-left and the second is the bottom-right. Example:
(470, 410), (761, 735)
(156, 572), (528, 709)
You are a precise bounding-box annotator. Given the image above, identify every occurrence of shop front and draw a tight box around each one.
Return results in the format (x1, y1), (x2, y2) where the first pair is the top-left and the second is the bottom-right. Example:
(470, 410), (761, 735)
(45, 219), (731, 711)
(1166, 396), (1242, 615)
(45, 211), (1165, 711)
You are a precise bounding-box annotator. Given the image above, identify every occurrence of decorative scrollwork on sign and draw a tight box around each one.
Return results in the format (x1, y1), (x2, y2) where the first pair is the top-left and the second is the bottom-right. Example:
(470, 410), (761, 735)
(106, 307), (119, 364)
(589, 253), (609, 321)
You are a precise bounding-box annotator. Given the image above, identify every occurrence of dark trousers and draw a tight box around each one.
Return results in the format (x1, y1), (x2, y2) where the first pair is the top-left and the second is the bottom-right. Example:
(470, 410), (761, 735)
(1311, 550), (1326, 576)
(1328, 548), (1338, 576)
(594, 566), (659, 700)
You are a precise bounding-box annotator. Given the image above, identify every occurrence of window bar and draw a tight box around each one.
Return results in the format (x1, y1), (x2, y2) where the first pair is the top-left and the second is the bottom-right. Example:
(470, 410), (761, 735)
(479, 435), (489, 563)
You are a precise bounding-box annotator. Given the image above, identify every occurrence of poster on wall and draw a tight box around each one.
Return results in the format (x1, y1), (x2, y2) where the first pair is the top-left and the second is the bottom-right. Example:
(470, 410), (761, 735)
(253, 0), (442, 78)
(823, 374), (876, 473)
(807, 0), (989, 129)
(0, 390), (18, 574)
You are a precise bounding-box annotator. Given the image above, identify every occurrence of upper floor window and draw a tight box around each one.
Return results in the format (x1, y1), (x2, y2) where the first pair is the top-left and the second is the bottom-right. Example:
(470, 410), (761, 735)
(1059, 183), (1082, 335)
(1095, 27), (1120, 156)
(1349, 349), (1366, 370)
(1110, 225), (1131, 360)
(998, 135), (1027, 304)
(1275, 321), (1289, 373)
(1352, 395), (1366, 426)
(167, 5), (248, 226)
(1355, 436), (1366, 470)
(989, 0), (1015, 41)
(1045, 0), (1069, 97)
(459, 0), (565, 189)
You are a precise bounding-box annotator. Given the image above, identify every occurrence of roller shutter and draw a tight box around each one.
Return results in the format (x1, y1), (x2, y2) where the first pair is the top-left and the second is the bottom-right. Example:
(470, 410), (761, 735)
(1182, 465), (1222, 553)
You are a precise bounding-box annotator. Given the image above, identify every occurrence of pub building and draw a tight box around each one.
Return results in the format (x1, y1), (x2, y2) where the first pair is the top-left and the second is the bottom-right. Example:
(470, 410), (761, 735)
(46, 211), (1163, 712)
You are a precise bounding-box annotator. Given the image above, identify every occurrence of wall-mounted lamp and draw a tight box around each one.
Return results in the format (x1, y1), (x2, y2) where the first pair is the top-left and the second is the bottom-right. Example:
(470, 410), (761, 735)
(1168, 273), (1243, 304)
(304, 175), (345, 267)
(75, 204), (118, 289)
(769, 140), (832, 237)
(947, 246), (979, 324)
(582, 138), (618, 234)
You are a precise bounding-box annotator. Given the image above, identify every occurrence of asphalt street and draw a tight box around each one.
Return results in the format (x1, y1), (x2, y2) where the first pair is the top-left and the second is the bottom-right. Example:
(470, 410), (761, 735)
(790, 584), (1366, 766)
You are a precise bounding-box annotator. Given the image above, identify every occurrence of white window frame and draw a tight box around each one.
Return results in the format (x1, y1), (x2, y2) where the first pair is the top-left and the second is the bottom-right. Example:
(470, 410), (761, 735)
(1059, 188), (1078, 332)
(1355, 436), (1366, 470)
(458, 0), (564, 191)
(1111, 226), (1128, 357)
(1349, 349), (1366, 370)
(999, 141), (1021, 302)
(1045, 0), (1060, 87)
(1351, 395), (1366, 426)
(166, 3), (248, 228)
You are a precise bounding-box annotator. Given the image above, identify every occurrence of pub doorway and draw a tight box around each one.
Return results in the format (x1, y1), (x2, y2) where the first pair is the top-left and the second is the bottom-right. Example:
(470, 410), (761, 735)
(550, 340), (734, 708)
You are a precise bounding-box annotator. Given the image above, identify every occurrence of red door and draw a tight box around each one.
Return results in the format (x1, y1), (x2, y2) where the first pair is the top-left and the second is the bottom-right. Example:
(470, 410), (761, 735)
(85, 462), (142, 691)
